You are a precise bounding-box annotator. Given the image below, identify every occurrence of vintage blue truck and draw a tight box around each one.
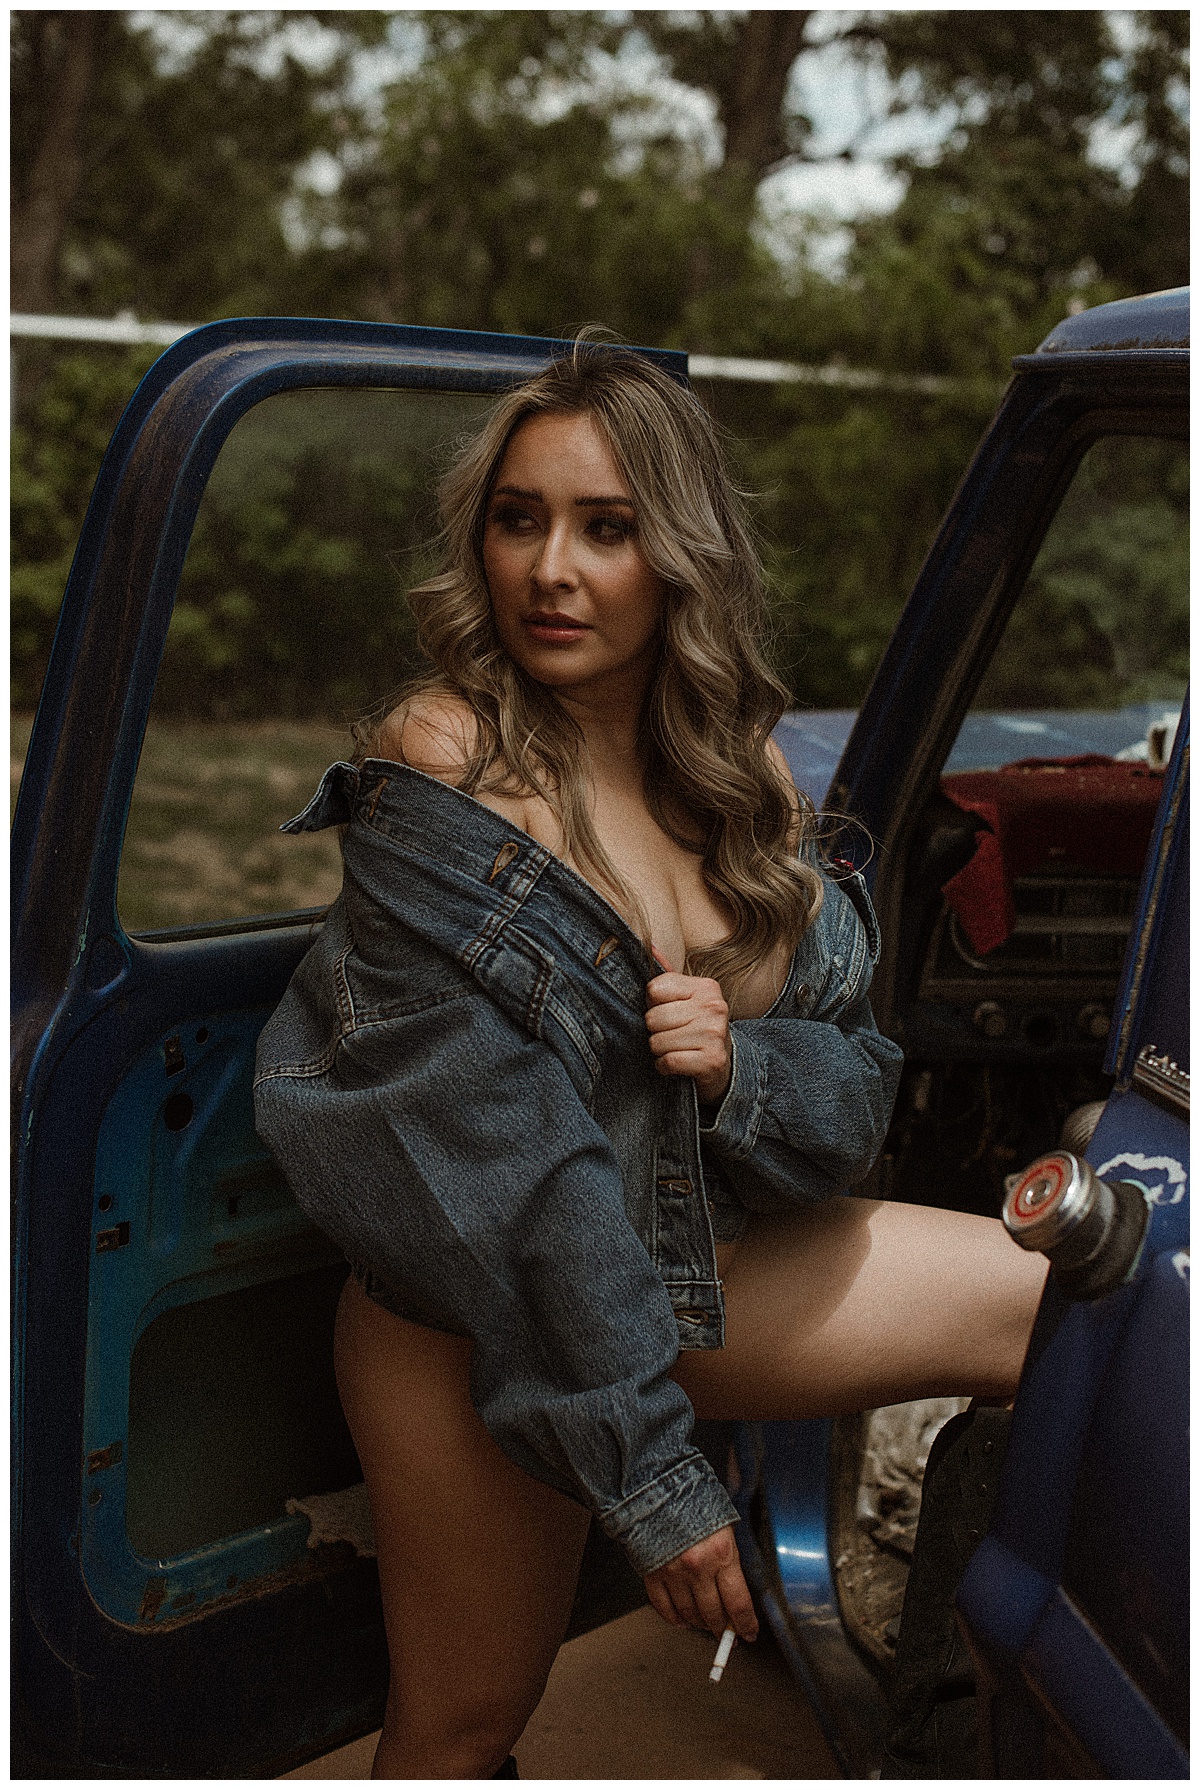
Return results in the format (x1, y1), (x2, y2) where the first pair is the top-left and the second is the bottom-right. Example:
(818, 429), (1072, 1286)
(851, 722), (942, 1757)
(12, 288), (1188, 1775)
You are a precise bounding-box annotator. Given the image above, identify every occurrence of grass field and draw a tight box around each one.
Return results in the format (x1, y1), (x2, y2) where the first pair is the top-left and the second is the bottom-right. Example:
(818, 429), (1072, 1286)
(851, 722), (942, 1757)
(12, 713), (349, 932)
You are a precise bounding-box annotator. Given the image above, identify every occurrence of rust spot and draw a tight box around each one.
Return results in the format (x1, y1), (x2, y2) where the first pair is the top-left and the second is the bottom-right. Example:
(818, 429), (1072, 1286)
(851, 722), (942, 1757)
(141, 1540), (359, 1630)
(488, 842), (520, 882)
(87, 1440), (123, 1474)
(96, 1222), (130, 1253)
(139, 1577), (169, 1623)
(594, 935), (620, 965)
(163, 1035), (185, 1076)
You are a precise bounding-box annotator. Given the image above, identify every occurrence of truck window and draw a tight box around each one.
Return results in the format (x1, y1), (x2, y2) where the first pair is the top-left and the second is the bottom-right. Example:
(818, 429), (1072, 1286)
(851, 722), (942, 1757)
(948, 432), (1188, 772)
(117, 386), (495, 933)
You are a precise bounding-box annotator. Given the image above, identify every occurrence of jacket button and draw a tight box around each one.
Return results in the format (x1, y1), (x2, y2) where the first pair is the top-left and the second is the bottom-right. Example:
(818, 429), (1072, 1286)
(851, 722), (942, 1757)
(657, 1176), (693, 1196)
(796, 982), (812, 1004)
(488, 841), (520, 882)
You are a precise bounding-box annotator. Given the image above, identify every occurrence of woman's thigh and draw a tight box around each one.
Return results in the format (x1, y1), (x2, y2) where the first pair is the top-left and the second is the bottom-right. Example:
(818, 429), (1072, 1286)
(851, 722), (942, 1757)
(674, 1197), (1048, 1419)
(333, 1275), (591, 1771)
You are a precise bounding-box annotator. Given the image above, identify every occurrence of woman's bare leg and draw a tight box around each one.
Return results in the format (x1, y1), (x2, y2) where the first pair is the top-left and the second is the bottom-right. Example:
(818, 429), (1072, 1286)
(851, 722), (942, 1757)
(334, 1275), (591, 1779)
(674, 1198), (1048, 1418)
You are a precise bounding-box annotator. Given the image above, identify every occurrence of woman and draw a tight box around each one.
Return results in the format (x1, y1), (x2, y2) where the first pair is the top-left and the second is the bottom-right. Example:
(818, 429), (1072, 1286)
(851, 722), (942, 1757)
(254, 343), (1047, 1779)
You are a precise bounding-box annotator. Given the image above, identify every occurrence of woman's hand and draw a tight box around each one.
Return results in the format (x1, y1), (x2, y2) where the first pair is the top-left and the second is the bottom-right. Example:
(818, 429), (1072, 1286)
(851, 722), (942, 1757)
(645, 951), (732, 1107)
(642, 1525), (759, 1642)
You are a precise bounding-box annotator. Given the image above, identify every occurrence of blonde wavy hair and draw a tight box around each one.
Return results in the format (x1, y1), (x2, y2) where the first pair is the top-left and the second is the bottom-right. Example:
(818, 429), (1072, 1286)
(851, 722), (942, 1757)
(354, 340), (824, 996)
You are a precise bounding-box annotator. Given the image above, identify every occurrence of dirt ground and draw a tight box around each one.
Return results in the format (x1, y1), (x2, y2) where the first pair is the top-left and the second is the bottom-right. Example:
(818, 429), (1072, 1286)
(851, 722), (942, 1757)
(284, 1606), (840, 1780)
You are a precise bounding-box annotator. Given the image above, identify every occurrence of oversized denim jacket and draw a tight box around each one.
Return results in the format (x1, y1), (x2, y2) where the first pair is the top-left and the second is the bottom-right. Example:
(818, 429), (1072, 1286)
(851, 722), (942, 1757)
(253, 759), (903, 1575)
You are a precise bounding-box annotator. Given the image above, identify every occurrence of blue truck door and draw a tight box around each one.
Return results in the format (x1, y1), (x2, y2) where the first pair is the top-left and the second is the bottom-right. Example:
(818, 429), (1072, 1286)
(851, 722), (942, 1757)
(957, 705), (1189, 1777)
(11, 320), (687, 1777)
(731, 293), (1187, 1777)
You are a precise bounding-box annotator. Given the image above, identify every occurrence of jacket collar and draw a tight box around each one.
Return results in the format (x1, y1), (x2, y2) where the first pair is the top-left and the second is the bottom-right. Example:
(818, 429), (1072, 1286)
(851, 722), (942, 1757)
(285, 757), (658, 990)
(284, 757), (812, 1021)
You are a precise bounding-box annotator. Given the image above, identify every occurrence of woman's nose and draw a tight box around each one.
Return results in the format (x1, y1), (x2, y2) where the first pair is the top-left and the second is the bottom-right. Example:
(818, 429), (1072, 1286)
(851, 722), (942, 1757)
(531, 520), (578, 590)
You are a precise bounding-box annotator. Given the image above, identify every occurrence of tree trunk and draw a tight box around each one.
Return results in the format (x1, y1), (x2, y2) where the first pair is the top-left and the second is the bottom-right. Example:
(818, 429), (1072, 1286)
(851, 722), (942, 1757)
(722, 11), (812, 182)
(12, 12), (101, 313)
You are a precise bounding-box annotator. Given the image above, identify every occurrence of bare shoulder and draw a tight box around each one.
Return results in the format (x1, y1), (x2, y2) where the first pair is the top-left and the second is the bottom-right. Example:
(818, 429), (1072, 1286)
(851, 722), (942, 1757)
(376, 691), (479, 785)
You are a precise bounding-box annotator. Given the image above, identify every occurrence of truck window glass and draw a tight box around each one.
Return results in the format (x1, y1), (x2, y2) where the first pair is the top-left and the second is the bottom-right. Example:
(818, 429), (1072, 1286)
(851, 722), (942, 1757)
(948, 433), (1188, 772)
(116, 386), (495, 934)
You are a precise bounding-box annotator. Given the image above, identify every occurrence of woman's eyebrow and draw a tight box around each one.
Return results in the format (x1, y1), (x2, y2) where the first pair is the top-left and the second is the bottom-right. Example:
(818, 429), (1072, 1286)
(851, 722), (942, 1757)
(491, 484), (634, 509)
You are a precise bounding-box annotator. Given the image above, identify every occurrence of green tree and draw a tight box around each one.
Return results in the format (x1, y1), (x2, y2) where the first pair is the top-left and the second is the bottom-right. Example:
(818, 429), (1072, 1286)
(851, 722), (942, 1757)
(11, 10), (1188, 717)
(12, 343), (160, 707)
(832, 11), (1189, 375)
(11, 10), (383, 321)
(294, 11), (784, 346)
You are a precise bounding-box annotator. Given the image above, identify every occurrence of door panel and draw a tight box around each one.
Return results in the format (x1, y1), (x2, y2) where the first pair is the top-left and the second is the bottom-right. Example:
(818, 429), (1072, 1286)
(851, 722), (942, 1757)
(81, 979), (349, 1628)
(12, 320), (686, 1775)
(751, 361), (1187, 1762)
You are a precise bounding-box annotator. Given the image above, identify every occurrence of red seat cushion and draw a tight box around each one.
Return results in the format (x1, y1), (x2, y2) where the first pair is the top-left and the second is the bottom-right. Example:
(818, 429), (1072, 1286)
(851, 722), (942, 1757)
(939, 756), (1164, 956)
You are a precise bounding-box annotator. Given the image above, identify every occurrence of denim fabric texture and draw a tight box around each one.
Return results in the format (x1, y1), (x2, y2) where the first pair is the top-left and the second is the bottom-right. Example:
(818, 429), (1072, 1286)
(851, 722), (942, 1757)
(253, 759), (903, 1574)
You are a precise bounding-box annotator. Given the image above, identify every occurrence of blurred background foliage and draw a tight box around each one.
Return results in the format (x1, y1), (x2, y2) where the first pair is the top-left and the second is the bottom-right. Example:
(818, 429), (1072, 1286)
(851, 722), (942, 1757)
(11, 9), (1190, 720)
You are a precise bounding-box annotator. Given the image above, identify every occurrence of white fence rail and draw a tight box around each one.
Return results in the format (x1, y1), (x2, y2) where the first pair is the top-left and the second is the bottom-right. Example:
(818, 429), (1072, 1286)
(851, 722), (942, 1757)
(11, 312), (965, 395)
(12, 312), (193, 346)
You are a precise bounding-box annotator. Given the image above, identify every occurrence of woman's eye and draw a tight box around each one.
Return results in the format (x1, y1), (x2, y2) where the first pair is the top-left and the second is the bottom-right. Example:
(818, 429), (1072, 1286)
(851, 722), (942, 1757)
(491, 504), (536, 533)
(590, 514), (634, 544)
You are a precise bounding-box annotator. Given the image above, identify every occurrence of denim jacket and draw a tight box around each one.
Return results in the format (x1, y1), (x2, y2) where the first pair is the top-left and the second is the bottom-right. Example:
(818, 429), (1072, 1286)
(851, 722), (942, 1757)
(254, 760), (902, 1575)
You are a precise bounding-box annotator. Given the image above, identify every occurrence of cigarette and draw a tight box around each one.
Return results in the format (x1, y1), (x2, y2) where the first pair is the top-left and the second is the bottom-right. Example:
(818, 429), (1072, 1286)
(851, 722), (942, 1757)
(709, 1626), (736, 1683)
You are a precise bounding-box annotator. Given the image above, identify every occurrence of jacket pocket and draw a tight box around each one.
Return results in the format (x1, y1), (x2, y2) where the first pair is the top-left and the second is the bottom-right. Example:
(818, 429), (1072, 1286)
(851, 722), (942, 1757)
(472, 927), (605, 1096)
(342, 928), (473, 1026)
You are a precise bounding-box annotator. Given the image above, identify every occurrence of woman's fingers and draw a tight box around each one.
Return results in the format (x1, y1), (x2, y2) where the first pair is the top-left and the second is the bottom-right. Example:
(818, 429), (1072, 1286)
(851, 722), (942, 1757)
(668, 1582), (704, 1631)
(687, 1575), (728, 1639)
(716, 1558), (759, 1641)
(645, 972), (725, 1014)
(644, 974), (731, 1102)
(645, 1006), (719, 1048)
(644, 1577), (684, 1629)
(646, 1571), (698, 1631)
(642, 1526), (759, 1642)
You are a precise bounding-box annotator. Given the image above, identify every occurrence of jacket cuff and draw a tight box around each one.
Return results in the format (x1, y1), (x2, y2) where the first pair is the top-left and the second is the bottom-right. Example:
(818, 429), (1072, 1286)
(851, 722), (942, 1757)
(599, 1453), (741, 1576)
(696, 1029), (766, 1159)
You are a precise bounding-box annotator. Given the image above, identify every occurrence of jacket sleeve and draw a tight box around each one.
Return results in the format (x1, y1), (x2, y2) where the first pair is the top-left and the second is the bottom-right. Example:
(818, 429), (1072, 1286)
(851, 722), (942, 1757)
(697, 875), (904, 1212)
(255, 973), (739, 1577)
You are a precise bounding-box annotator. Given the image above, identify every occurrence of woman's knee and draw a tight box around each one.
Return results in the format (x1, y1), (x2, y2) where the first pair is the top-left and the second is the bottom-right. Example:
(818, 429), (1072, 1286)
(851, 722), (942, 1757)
(375, 1689), (528, 1780)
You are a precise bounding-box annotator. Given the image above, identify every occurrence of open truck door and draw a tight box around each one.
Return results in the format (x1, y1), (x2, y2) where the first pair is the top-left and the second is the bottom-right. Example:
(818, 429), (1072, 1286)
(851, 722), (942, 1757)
(11, 319), (688, 1777)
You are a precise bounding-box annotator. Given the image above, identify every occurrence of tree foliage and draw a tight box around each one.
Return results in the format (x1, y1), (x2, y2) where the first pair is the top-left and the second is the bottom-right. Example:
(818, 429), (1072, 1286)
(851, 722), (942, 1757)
(11, 9), (1189, 715)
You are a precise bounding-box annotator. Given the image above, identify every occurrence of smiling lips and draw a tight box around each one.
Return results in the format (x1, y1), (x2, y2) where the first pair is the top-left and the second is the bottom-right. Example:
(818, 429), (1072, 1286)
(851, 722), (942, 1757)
(523, 610), (593, 644)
